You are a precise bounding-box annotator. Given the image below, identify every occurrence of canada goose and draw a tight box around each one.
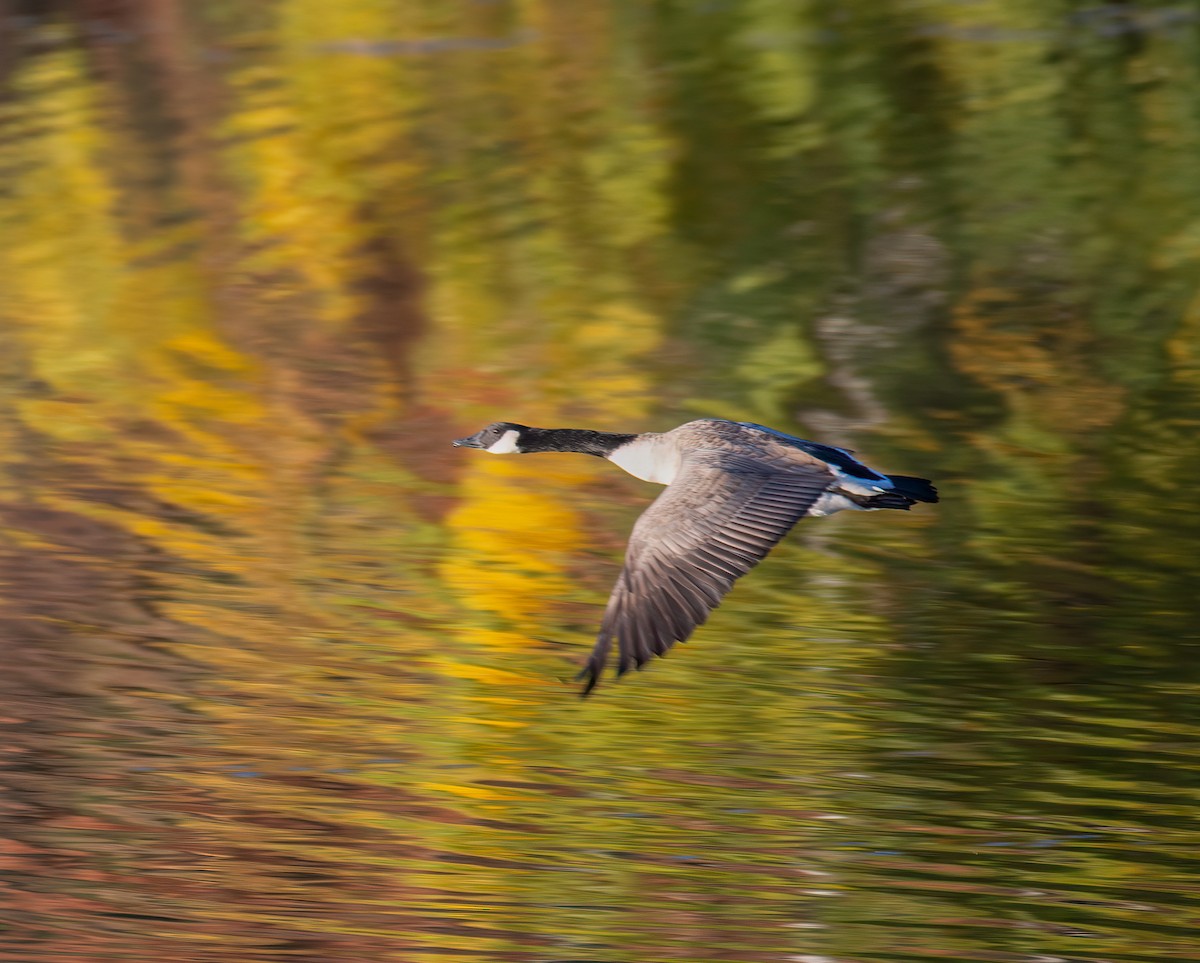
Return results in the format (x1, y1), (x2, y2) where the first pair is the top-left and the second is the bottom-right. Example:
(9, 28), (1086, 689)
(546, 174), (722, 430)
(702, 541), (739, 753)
(453, 419), (937, 694)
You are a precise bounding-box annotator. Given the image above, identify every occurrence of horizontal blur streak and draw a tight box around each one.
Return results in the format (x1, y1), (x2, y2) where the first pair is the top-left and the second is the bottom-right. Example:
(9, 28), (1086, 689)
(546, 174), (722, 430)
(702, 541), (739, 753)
(1, 1), (1199, 962)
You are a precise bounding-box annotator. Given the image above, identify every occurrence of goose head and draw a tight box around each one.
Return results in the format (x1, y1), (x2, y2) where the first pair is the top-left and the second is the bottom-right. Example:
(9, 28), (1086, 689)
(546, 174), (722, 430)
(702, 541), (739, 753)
(453, 422), (530, 454)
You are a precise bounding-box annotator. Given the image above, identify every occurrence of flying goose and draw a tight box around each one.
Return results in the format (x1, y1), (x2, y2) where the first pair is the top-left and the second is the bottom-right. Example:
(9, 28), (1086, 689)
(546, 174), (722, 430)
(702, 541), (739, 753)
(453, 419), (937, 694)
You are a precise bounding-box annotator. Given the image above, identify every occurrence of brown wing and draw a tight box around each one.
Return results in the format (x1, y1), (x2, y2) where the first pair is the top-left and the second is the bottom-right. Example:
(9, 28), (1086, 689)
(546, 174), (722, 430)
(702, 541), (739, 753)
(578, 450), (833, 695)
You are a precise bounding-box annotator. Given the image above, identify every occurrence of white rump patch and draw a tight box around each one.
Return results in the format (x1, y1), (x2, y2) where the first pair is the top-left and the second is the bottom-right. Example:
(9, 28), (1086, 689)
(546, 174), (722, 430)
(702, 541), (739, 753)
(607, 437), (679, 485)
(806, 492), (867, 517)
(486, 429), (521, 454)
(827, 464), (891, 495)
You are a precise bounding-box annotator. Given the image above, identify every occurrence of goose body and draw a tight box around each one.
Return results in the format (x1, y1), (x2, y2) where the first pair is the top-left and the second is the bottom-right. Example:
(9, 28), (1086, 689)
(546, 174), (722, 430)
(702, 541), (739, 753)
(453, 418), (937, 694)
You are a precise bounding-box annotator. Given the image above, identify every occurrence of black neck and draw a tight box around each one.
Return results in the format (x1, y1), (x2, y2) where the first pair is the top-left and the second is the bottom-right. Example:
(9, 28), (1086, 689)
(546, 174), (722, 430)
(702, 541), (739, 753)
(521, 428), (637, 457)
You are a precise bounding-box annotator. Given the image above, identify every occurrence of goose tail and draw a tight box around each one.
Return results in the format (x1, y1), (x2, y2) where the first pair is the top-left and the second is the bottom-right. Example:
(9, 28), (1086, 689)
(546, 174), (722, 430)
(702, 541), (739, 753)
(886, 475), (939, 504)
(858, 475), (939, 511)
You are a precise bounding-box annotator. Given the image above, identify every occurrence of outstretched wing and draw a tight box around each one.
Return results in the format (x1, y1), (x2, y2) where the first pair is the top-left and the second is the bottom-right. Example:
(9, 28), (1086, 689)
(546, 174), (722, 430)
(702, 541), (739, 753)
(578, 450), (833, 694)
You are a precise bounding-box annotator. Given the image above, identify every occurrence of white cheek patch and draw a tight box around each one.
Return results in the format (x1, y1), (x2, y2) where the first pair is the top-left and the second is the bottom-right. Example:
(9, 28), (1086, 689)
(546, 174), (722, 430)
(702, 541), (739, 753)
(486, 429), (521, 454)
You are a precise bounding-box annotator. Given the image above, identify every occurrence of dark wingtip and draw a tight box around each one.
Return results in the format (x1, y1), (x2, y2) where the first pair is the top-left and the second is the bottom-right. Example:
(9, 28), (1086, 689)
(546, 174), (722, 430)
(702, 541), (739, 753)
(576, 661), (601, 698)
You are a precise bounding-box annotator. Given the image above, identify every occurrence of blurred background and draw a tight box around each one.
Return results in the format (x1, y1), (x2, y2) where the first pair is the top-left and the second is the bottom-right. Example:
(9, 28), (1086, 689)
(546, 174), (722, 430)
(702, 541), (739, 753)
(2, 2), (1199, 961)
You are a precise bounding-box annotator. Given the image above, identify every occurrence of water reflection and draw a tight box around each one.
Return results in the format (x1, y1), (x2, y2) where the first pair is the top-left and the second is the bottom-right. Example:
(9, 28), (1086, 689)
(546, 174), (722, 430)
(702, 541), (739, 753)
(1, 2), (1199, 961)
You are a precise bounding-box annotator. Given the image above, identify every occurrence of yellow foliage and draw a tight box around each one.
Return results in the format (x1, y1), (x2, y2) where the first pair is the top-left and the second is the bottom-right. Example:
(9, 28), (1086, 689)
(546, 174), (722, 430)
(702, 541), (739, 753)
(435, 659), (544, 688)
(441, 458), (588, 629)
(419, 782), (521, 801)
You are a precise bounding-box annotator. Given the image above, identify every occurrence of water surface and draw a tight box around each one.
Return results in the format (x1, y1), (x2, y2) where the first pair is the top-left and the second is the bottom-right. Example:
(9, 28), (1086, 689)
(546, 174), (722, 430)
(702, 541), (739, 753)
(2, 2), (1199, 961)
